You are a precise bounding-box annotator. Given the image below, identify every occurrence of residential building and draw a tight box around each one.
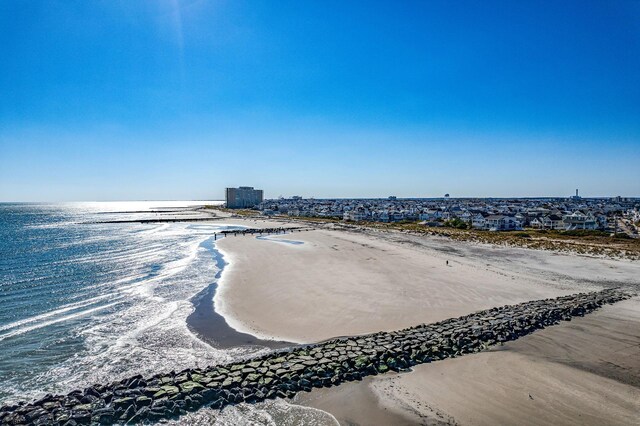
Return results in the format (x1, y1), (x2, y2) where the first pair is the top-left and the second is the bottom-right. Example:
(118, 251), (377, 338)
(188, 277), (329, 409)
(563, 211), (597, 230)
(255, 196), (637, 234)
(225, 186), (264, 209)
(484, 215), (521, 231)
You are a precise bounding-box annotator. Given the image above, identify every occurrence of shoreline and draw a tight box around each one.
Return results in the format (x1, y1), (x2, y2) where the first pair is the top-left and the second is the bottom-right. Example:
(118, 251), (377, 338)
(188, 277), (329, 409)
(185, 235), (291, 350)
(212, 222), (315, 344)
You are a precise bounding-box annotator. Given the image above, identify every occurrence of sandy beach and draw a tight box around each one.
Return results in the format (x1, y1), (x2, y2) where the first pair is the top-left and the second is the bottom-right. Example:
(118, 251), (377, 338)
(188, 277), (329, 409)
(214, 223), (638, 343)
(212, 220), (640, 425)
(363, 297), (640, 426)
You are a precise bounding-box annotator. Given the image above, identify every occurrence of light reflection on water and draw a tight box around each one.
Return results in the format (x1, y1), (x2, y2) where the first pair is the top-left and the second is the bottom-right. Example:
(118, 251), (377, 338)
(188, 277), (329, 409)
(0, 202), (333, 424)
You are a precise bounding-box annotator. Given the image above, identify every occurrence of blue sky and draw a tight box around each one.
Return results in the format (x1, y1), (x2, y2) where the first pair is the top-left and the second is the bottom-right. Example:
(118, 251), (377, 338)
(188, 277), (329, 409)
(1, 0), (639, 201)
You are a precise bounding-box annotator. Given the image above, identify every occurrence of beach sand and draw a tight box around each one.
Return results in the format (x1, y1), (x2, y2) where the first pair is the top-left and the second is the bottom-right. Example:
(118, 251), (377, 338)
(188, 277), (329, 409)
(212, 221), (640, 425)
(363, 297), (640, 426)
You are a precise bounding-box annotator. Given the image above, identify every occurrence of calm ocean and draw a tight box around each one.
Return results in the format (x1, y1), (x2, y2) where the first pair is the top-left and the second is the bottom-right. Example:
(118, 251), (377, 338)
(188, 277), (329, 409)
(0, 202), (336, 425)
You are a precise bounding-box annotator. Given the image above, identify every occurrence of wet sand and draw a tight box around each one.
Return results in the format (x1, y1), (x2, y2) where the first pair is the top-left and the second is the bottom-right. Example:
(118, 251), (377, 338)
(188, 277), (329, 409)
(186, 224), (298, 350)
(295, 379), (428, 426)
(188, 282), (290, 350)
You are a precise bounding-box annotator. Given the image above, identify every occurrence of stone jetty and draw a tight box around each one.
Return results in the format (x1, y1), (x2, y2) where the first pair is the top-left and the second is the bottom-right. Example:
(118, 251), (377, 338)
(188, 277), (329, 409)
(0, 289), (630, 425)
(218, 227), (307, 237)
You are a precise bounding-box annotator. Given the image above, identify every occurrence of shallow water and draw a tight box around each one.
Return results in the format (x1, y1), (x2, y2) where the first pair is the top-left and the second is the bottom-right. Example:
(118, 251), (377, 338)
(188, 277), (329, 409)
(256, 235), (305, 245)
(0, 202), (333, 424)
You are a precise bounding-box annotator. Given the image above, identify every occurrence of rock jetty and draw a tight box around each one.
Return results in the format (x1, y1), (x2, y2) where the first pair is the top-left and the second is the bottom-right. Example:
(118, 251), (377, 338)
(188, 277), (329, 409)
(0, 289), (630, 425)
(218, 227), (306, 237)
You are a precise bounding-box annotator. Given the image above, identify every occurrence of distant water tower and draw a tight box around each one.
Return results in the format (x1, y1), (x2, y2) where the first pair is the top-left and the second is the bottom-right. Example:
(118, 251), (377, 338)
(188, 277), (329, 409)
(570, 189), (581, 200)
(444, 193), (450, 199)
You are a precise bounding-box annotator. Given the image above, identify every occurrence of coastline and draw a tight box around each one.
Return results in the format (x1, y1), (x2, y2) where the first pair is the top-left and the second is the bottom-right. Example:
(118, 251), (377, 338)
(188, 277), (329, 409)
(185, 235), (291, 350)
(213, 226), (576, 343)
(186, 217), (309, 347)
(211, 220), (316, 344)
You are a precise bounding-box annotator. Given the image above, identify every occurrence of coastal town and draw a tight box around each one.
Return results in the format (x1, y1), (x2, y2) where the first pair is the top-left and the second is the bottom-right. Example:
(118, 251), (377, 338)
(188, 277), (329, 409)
(228, 187), (640, 237)
(3, 2), (638, 425)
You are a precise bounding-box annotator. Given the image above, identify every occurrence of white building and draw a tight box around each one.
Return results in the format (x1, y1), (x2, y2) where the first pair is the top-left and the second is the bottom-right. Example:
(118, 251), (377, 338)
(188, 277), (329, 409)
(471, 213), (487, 229)
(484, 215), (521, 231)
(225, 186), (264, 209)
(563, 211), (597, 230)
(344, 206), (370, 221)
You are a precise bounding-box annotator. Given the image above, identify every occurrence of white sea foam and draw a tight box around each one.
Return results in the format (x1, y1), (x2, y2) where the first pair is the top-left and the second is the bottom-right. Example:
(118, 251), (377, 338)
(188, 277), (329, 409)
(137, 223), (170, 235)
(0, 294), (116, 332)
(0, 302), (120, 341)
(166, 399), (339, 425)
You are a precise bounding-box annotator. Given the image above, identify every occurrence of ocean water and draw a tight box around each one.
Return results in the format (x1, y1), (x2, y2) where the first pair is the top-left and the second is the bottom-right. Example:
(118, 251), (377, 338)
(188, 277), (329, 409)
(0, 202), (336, 425)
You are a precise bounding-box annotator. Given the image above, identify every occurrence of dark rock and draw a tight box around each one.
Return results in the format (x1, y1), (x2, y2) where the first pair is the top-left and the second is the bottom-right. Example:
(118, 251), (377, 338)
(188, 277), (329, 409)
(210, 398), (224, 409)
(127, 406), (149, 424)
(79, 394), (98, 404)
(200, 388), (219, 403)
(183, 395), (195, 410)
(84, 386), (101, 399)
(33, 413), (54, 425)
(70, 411), (91, 425)
(179, 381), (205, 396)
(135, 396), (152, 407)
(92, 407), (115, 425)
(25, 408), (49, 422)
(148, 407), (168, 420)
(112, 396), (135, 411)
(119, 404), (136, 421)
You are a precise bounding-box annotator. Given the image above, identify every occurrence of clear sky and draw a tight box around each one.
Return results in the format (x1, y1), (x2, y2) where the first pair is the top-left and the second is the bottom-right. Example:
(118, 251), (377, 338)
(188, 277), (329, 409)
(1, 0), (639, 201)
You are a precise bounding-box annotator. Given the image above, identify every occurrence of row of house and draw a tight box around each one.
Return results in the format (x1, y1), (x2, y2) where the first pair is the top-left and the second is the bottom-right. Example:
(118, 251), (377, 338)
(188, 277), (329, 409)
(257, 197), (638, 233)
(530, 211), (602, 230)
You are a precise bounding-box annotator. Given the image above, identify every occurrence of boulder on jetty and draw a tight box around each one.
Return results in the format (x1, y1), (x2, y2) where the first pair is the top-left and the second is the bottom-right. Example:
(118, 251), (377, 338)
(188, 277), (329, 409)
(218, 227), (306, 237)
(0, 289), (630, 425)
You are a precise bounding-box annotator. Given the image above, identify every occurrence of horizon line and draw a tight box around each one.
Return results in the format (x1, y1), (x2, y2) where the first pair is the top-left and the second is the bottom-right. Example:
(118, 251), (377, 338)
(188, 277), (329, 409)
(1, 195), (639, 203)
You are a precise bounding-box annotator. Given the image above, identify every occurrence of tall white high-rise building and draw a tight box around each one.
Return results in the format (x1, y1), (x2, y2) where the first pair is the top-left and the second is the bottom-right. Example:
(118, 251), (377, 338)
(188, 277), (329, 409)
(225, 186), (264, 209)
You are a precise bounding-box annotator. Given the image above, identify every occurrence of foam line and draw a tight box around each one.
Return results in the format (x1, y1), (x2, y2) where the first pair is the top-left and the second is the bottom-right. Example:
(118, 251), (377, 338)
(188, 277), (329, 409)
(0, 295), (118, 332)
(0, 302), (120, 341)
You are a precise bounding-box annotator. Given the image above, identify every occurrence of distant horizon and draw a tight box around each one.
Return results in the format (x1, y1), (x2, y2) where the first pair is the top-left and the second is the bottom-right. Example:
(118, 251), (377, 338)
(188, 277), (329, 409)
(2, 193), (639, 204)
